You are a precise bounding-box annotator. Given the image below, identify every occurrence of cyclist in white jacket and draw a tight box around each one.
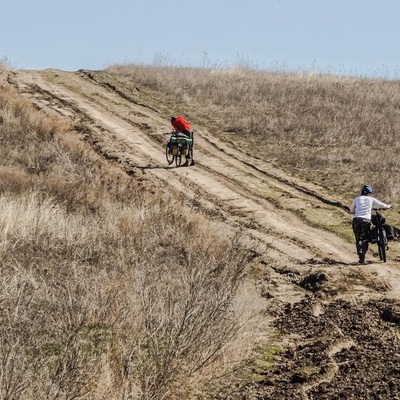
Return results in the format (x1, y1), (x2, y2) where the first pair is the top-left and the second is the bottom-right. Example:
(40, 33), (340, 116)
(350, 184), (391, 264)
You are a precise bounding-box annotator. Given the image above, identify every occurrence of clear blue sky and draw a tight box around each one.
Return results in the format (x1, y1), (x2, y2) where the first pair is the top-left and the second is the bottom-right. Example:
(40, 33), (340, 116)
(2, 0), (400, 78)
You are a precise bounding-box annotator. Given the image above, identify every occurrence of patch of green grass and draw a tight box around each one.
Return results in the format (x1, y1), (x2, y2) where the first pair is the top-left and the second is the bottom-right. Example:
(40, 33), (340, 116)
(251, 343), (282, 382)
(291, 205), (354, 243)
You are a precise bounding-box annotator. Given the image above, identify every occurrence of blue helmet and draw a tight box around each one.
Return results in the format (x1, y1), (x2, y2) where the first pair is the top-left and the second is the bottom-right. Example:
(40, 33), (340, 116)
(361, 184), (373, 195)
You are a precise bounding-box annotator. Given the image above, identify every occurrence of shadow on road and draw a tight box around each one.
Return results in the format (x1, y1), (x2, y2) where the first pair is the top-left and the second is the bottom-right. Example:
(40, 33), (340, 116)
(138, 164), (179, 170)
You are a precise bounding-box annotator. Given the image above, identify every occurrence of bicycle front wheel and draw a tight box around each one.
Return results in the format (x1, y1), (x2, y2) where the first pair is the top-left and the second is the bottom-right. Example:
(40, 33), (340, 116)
(166, 143), (174, 165)
(175, 152), (182, 167)
(377, 228), (387, 262)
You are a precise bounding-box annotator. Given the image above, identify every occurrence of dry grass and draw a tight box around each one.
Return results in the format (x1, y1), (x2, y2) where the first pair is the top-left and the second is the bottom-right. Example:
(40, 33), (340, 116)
(108, 64), (400, 206)
(0, 57), (11, 70)
(0, 84), (254, 399)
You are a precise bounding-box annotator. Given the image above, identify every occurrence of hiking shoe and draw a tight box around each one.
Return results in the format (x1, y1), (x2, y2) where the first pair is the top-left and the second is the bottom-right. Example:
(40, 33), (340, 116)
(181, 161), (189, 167)
(358, 254), (365, 264)
(190, 160), (195, 166)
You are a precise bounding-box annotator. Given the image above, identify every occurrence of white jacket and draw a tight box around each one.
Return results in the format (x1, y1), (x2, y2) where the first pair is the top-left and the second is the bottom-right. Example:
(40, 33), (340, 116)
(350, 195), (389, 220)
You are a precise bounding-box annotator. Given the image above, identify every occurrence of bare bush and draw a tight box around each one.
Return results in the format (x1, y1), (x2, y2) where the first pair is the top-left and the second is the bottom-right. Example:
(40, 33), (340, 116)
(0, 57), (11, 70)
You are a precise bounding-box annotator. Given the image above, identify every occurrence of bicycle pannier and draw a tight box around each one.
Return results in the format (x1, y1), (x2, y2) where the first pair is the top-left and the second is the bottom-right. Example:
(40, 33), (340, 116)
(369, 227), (378, 244)
(372, 213), (386, 226)
(384, 224), (395, 241)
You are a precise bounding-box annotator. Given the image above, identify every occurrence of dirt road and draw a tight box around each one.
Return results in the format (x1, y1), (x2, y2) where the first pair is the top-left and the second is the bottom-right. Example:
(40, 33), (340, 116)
(3, 69), (357, 262)
(4, 68), (400, 399)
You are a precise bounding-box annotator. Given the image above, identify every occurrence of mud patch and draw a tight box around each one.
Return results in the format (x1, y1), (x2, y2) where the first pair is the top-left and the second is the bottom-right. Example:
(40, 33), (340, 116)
(240, 298), (400, 399)
(380, 302), (400, 325)
(299, 272), (328, 293)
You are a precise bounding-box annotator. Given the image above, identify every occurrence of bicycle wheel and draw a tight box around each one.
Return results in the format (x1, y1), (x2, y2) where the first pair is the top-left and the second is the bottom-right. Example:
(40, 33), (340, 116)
(166, 143), (174, 165)
(189, 133), (194, 160)
(173, 144), (182, 166)
(175, 151), (182, 166)
(189, 144), (194, 160)
(377, 228), (387, 262)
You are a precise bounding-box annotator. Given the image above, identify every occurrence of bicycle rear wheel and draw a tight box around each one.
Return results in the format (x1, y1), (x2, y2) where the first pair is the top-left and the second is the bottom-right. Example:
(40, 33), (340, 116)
(173, 144), (182, 166)
(166, 143), (174, 165)
(377, 228), (387, 262)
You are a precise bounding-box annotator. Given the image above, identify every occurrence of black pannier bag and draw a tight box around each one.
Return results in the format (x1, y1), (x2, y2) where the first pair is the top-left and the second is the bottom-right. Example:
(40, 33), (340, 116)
(369, 226), (378, 243)
(370, 209), (400, 242)
(384, 225), (395, 241)
(371, 213), (386, 226)
(369, 224), (396, 242)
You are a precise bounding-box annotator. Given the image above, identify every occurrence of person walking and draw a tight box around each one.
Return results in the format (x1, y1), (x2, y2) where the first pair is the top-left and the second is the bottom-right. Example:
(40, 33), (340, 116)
(171, 116), (195, 167)
(349, 184), (392, 264)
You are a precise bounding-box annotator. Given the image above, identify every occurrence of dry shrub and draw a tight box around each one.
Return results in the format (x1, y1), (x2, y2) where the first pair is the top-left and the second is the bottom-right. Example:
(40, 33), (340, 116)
(0, 190), (248, 399)
(111, 214), (247, 399)
(0, 57), (11, 70)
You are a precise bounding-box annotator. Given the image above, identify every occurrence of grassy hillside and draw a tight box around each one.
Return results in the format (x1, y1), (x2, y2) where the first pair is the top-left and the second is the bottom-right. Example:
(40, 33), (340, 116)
(0, 79), (250, 399)
(107, 64), (400, 206)
(2, 63), (400, 399)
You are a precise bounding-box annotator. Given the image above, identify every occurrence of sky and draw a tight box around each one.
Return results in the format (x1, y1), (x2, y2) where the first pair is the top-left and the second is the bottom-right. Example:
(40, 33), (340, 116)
(2, 0), (400, 78)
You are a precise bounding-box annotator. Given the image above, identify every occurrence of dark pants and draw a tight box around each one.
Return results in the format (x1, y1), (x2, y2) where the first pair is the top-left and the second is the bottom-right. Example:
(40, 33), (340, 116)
(352, 217), (371, 257)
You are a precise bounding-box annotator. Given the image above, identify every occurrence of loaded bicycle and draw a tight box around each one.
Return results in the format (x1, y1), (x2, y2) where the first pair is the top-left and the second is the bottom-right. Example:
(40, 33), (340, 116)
(165, 133), (193, 167)
(369, 208), (395, 262)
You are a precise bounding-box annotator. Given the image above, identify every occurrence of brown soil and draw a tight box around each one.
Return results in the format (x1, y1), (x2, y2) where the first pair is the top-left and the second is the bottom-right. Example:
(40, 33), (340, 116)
(3, 68), (400, 399)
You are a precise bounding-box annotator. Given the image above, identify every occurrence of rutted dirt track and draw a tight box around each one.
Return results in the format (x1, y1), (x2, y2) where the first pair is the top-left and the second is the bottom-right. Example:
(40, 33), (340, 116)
(3, 69), (357, 264)
(4, 69), (400, 399)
